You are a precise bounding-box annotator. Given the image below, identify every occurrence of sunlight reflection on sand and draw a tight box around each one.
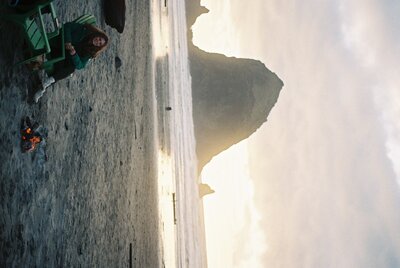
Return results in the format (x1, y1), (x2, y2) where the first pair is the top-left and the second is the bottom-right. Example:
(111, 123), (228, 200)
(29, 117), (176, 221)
(152, 0), (176, 266)
(157, 150), (177, 267)
(152, 0), (170, 58)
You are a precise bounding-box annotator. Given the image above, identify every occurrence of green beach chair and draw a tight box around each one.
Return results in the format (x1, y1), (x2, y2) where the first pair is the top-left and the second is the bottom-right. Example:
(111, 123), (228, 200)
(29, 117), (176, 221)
(73, 14), (96, 25)
(0, 0), (64, 74)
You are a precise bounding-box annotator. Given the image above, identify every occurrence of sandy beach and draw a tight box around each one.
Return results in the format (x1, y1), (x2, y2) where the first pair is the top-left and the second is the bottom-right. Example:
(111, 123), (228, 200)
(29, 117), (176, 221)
(0, 0), (161, 266)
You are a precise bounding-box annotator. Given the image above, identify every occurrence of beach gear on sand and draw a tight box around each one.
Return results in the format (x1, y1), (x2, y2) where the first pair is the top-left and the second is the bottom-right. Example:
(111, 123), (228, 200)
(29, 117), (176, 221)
(0, 4), (100, 74)
(104, 0), (126, 33)
(0, 0), (64, 74)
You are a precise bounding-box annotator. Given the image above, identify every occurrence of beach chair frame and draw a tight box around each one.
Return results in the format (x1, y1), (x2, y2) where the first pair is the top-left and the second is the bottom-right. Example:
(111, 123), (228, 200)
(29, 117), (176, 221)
(0, 0), (64, 74)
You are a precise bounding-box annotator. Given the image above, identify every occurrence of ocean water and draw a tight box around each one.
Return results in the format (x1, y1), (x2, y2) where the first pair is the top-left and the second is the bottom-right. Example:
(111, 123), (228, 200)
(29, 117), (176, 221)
(152, 0), (206, 267)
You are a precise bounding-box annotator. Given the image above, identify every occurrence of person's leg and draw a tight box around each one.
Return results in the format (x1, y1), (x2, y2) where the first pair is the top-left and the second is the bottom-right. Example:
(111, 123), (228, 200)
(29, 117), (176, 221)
(34, 60), (75, 102)
(52, 61), (75, 82)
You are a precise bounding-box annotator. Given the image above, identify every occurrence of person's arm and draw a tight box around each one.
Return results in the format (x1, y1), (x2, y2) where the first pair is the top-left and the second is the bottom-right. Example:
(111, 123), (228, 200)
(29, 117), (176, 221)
(70, 52), (90, 70)
(64, 22), (91, 69)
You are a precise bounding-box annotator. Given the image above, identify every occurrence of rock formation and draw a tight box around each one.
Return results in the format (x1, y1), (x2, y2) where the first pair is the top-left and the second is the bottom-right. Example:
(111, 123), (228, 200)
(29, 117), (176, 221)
(185, 0), (209, 41)
(186, 0), (284, 171)
(199, 183), (215, 198)
(103, 0), (125, 33)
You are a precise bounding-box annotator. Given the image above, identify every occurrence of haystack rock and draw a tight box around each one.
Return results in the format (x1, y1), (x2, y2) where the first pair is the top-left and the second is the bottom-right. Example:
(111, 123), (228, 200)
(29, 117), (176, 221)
(199, 183), (215, 198)
(185, 0), (284, 171)
(104, 0), (125, 33)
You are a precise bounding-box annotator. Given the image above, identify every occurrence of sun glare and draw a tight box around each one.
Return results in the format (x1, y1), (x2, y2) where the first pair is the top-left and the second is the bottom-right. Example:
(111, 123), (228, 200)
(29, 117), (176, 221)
(152, 0), (170, 58)
(192, 0), (241, 57)
(202, 141), (267, 267)
(157, 150), (177, 267)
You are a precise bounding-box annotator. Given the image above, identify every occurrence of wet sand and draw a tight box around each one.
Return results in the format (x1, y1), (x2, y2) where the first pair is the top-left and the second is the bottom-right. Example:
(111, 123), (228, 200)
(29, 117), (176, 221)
(0, 0), (160, 266)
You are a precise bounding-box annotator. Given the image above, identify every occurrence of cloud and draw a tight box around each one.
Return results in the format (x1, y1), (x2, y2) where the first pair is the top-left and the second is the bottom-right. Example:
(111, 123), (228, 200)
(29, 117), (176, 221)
(195, 0), (400, 267)
(239, 0), (400, 267)
(192, 0), (240, 56)
(338, 0), (400, 182)
(202, 140), (270, 268)
(232, 180), (267, 268)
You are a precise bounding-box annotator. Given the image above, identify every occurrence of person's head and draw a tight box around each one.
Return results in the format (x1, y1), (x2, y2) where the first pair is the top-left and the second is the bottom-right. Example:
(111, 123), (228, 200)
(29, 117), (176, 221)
(92, 36), (106, 47)
(82, 24), (109, 58)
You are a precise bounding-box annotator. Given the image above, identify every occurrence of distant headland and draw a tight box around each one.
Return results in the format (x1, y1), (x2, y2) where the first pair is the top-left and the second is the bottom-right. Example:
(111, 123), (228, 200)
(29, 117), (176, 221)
(185, 0), (284, 171)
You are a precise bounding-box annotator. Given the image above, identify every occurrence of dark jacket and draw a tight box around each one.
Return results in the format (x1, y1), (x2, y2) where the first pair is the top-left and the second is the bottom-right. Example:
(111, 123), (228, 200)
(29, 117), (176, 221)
(64, 22), (92, 70)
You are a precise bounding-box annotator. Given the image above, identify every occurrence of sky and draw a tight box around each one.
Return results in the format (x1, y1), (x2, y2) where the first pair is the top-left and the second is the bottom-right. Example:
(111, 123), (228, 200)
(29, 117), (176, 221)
(192, 0), (400, 267)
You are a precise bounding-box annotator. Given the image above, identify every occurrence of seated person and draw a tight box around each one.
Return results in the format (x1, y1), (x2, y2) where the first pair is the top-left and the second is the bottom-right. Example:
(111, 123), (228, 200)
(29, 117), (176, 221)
(34, 21), (109, 102)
